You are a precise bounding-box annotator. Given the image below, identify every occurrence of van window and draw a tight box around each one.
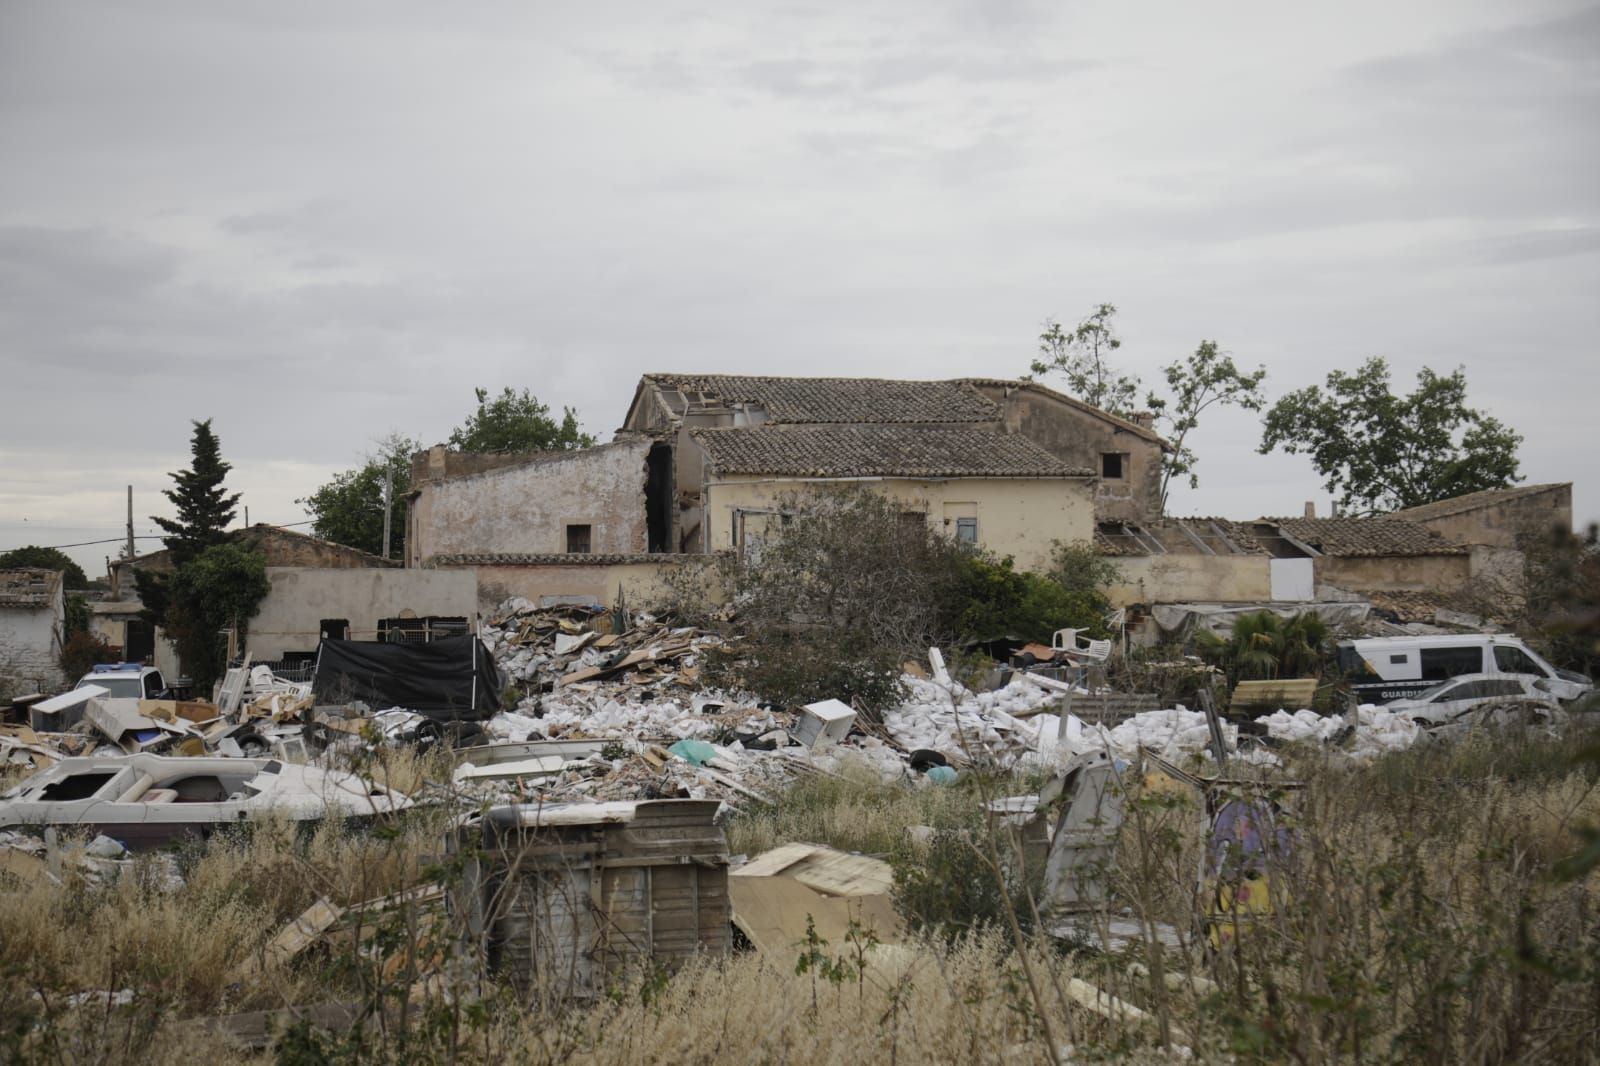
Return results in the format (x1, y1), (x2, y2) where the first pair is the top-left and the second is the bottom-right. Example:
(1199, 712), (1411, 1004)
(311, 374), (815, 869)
(1493, 645), (1548, 677)
(1420, 646), (1483, 682)
(1389, 654), (1408, 664)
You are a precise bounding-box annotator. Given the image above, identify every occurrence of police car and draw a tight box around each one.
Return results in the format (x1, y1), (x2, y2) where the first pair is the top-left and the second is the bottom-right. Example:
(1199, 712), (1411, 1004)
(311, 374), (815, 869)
(73, 663), (171, 701)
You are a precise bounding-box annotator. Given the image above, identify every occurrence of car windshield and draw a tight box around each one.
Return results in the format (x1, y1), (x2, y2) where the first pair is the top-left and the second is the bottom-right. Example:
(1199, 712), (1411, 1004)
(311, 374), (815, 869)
(77, 676), (142, 698)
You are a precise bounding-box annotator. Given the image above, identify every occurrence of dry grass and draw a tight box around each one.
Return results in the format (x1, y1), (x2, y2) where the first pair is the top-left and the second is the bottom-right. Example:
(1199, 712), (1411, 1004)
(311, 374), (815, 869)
(1, 725), (1597, 1063)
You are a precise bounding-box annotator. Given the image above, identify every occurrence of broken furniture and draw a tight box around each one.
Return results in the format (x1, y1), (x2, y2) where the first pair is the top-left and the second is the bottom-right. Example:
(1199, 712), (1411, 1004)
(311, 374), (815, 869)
(450, 799), (729, 999)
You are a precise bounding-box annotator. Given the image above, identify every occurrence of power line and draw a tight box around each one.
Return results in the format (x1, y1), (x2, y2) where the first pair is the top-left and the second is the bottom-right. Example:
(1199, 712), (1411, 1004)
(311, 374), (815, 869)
(17, 521), (315, 552)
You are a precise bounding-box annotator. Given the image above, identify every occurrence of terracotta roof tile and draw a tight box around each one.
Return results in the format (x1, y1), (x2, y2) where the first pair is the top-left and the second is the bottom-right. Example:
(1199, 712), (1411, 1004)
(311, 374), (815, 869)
(692, 426), (1092, 479)
(646, 374), (999, 424)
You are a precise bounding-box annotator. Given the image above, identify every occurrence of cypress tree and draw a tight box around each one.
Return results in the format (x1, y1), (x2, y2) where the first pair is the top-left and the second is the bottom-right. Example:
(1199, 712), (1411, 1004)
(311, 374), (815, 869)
(153, 418), (241, 566)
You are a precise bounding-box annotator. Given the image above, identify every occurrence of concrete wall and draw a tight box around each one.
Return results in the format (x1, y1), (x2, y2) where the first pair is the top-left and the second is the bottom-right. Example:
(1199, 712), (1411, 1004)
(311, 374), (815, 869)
(1417, 485), (1572, 548)
(463, 557), (717, 614)
(703, 476), (1095, 573)
(410, 444), (565, 486)
(1314, 554), (1472, 593)
(1107, 554), (1273, 608)
(408, 439), (654, 564)
(0, 602), (65, 692)
(248, 567), (481, 658)
(970, 383), (1164, 522)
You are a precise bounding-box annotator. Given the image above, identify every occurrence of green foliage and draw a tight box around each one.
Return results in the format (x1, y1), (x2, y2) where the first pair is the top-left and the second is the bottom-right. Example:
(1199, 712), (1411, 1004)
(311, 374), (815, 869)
(0, 546), (87, 589)
(1146, 339), (1266, 511)
(153, 418), (240, 566)
(1514, 521), (1600, 677)
(1259, 357), (1523, 514)
(1030, 303), (1142, 415)
(706, 635), (907, 715)
(1029, 305), (1264, 509)
(1044, 539), (1121, 605)
(165, 543), (270, 690)
(63, 593), (89, 636)
(890, 819), (1042, 944)
(1195, 610), (1330, 689)
(954, 553), (1107, 644)
(59, 629), (113, 680)
(447, 386), (596, 453)
(299, 434), (418, 559)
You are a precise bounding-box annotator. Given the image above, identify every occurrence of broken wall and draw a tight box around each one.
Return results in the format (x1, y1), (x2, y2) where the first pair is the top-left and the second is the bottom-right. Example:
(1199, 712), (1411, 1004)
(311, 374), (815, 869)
(407, 439), (655, 565)
(704, 475), (1094, 572)
(248, 567), (481, 659)
(1106, 554), (1273, 608)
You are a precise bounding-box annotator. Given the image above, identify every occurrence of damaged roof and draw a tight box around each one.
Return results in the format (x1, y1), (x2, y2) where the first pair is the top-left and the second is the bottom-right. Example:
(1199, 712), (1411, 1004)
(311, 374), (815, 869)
(642, 373), (1001, 424)
(1267, 517), (1468, 557)
(0, 569), (62, 608)
(1390, 482), (1570, 523)
(957, 378), (1168, 446)
(692, 426), (1092, 479)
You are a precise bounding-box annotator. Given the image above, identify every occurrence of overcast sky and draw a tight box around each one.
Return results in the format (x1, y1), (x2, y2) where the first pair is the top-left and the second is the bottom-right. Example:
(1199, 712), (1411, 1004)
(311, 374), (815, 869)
(2, 0), (1596, 577)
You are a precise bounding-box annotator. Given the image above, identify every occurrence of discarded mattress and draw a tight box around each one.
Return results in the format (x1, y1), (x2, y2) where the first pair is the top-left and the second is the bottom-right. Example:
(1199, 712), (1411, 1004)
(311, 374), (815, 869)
(312, 636), (501, 720)
(0, 754), (412, 849)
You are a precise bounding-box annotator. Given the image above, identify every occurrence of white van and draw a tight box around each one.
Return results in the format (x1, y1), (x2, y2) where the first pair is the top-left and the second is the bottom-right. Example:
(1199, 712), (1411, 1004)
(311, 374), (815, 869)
(1336, 635), (1593, 704)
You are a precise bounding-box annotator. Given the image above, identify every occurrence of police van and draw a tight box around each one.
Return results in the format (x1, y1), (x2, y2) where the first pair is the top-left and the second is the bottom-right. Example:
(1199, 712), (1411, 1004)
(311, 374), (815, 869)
(1336, 635), (1593, 704)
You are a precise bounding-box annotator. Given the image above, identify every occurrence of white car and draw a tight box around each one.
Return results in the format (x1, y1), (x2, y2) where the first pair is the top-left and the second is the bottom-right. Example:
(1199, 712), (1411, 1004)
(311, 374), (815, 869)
(74, 663), (168, 701)
(1386, 673), (1566, 728)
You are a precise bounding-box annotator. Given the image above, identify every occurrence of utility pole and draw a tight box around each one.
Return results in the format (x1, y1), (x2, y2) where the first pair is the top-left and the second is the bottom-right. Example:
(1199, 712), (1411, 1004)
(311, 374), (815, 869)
(125, 486), (135, 559)
(382, 469), (393, 560)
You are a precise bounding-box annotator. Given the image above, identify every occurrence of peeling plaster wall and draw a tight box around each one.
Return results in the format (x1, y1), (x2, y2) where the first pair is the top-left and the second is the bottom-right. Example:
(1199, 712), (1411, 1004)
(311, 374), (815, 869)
(1314, 554), (1472, 593)
(408, 440), (654, 564)
(249, 567), (481, 659)
(1107, 555), (1273, 608)
(0, 602), (65, 692)
(463, 558), (718, 614)
(703, 476), (1094, 573)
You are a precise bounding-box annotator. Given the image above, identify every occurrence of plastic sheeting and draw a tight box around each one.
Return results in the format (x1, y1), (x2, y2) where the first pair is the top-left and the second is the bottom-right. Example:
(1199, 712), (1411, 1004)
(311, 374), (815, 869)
(1150, 601), (1371, 640)
(312, 636), (501, 720)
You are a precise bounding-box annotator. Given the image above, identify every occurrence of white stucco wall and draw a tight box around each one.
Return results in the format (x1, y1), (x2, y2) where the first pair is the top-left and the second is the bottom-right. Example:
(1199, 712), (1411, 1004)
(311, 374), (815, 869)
(248, 567), (481, 658)
(0, 604), (66, 692)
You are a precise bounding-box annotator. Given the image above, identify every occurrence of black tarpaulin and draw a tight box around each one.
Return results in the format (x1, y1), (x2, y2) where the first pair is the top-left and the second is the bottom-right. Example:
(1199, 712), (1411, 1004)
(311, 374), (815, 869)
(312, 636), (501, 720)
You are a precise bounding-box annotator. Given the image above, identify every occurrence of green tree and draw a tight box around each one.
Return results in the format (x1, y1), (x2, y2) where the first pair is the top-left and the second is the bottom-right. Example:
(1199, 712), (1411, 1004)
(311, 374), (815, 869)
(1030, 303), (1142, 416)
(300, 434), (418, 558)
(1259, 358), (1522, 514)
(165, 543), (270, 691)
(1030, 305), (1265, 511)
(1195, 610), (1330, 690)
(447, 387), (595, 453)
(1146, 340), (1267, 511)
(0, 546), (88, 589)
(152, 418), (241, 564)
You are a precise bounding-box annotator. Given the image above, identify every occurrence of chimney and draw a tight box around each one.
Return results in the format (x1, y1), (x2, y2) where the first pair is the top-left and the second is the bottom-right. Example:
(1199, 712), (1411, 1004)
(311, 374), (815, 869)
(1130, 411), (1156, 431)
(1304, 501), (1316, 519)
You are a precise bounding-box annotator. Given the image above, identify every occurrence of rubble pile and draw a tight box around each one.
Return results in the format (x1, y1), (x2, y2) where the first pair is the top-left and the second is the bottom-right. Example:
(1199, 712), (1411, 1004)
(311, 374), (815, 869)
(482, 600), (726, 698)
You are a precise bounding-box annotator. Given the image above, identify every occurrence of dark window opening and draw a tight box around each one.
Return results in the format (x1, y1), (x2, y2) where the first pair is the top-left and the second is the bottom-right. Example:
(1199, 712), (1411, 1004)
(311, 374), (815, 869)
(320, 619), (349, 642)
(646, 443), (673, 553)
(1101, 453), (1126, 480)
(567, 524), (592, 554)
(1389, 654), (1408, 664)
(1420, 646), (1483, 682)
(124, 618), (155, 664)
